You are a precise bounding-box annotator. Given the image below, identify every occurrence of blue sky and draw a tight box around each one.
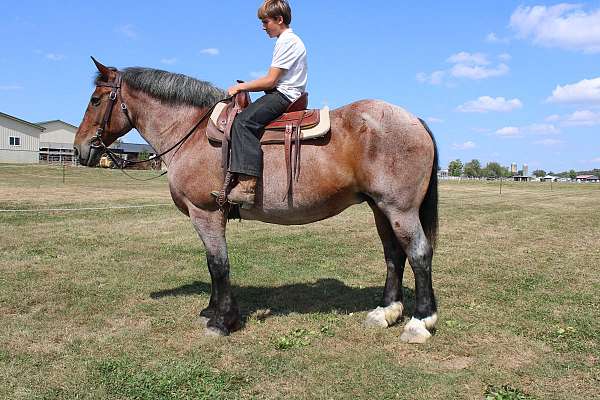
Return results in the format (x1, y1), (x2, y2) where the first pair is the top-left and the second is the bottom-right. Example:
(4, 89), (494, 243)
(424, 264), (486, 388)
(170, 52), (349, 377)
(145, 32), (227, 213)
(1, 1), (599, 172)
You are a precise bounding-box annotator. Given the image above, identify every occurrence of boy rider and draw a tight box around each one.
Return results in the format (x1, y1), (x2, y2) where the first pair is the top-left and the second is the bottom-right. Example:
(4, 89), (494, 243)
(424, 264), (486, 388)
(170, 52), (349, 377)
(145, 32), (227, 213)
(224, 0), (307, 208)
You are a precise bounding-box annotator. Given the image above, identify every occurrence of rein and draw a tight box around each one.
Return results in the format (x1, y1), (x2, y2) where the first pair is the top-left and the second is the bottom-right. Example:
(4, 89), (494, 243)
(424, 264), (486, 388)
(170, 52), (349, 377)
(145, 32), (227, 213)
(91, 71), (230, 178)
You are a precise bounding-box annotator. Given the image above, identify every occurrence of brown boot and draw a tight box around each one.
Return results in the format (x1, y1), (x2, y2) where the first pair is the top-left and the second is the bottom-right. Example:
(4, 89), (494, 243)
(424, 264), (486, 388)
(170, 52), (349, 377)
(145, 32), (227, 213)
(227, 174), (258, 208)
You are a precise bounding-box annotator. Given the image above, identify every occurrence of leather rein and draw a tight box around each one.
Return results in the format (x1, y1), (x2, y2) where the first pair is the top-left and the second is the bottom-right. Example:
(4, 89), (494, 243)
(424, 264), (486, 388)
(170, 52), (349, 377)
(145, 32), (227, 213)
(91, 71), (228, 174)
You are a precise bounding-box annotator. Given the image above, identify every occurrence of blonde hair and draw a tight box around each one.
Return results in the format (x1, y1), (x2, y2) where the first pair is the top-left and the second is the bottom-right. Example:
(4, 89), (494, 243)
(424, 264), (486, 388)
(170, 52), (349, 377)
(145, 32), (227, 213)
(257, 0), (292, 25)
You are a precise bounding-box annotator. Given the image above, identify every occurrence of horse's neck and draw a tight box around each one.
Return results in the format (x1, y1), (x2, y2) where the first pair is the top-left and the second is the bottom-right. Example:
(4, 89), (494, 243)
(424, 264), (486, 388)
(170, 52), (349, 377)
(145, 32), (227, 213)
(124, 90), (207, 162)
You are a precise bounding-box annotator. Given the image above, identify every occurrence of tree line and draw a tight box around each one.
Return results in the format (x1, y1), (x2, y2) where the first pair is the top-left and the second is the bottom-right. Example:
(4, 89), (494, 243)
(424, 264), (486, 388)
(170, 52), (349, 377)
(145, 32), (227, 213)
(446, 160), (599, 179)
(447, 159), (510, 178)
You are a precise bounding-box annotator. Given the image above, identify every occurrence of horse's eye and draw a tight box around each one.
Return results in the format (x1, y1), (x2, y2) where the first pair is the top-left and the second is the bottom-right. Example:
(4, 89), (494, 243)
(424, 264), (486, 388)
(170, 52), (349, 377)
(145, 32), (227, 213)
(90, 97), (101, 106)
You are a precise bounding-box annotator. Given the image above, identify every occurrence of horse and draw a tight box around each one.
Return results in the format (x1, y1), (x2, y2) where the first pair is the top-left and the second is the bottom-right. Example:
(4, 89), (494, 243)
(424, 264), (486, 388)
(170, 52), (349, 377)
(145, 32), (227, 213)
(73, 58), (440, 344)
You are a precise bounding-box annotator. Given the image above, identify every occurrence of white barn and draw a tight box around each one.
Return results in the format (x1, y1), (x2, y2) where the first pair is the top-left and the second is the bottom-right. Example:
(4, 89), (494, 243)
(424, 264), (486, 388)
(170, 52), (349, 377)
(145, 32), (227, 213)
(0, 112), (45, 164)
(37, 120), (78, 164)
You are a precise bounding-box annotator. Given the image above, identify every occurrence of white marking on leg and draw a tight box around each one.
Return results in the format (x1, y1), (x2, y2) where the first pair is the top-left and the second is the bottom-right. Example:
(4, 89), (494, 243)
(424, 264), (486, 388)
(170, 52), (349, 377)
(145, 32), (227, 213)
(364, 302), (403, 328)
(423, 313), (438, 330)
(400, 317), (433, 344)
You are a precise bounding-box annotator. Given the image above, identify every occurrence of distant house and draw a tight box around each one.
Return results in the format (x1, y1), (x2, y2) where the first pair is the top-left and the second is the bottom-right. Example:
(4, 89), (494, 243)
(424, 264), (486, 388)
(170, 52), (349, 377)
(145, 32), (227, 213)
(110, 142), (157, 161)
(437, 169), (449, 179)
(37, 120), (78, 164)
(575, 175), (599, 183)
(0, 111), (45, 164)
(102, 142), (163, 170)
(541, 175), (559, 182)
(513, 175), (531, 182)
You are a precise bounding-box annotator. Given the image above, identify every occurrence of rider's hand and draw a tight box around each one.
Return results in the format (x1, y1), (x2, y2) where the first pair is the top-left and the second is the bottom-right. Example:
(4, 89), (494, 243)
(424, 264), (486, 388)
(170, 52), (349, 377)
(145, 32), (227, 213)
(227, 84), (243, 97)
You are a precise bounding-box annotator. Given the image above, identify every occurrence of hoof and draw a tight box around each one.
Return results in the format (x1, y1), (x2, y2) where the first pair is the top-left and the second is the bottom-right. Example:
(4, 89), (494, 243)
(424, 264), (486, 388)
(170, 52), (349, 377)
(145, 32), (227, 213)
(400, 316), (436, 344)
(204, 326), (229, 337)
(364, 302), (403, 328)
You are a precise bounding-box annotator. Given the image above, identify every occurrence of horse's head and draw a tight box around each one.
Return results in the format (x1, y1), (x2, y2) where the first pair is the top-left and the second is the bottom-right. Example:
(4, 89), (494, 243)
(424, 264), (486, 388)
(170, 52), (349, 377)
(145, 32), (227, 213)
(74, 57), (135, 166)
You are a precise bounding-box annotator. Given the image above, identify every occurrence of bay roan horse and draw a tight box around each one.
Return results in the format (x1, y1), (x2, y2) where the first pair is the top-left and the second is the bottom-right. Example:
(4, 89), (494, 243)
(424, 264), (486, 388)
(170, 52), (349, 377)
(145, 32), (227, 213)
(74, 58), (440, 344)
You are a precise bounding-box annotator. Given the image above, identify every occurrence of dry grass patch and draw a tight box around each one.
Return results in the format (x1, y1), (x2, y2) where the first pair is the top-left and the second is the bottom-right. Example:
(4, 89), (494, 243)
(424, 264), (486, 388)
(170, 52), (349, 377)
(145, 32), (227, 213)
(1, 166), (599, 399)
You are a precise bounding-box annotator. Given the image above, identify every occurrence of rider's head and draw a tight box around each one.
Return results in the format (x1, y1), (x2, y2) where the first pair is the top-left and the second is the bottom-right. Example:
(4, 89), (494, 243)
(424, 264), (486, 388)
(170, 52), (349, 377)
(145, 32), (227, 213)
(258, 0), (291, 37)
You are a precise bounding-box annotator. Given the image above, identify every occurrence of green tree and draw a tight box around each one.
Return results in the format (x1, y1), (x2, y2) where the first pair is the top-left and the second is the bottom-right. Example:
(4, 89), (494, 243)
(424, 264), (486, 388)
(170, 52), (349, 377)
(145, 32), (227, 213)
(463, 159), (482, 177)
(483, 162), (510, 178)
(569, 169), (577, 180)
(138, 150), (150, 161)
(448, 159), (463, 177)
(533, 169), (546, 177)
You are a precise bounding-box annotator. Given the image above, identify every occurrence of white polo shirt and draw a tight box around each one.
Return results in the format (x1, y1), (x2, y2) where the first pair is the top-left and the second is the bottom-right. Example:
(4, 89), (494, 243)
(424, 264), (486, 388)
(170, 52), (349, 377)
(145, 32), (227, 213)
(271, 28), (307, 102)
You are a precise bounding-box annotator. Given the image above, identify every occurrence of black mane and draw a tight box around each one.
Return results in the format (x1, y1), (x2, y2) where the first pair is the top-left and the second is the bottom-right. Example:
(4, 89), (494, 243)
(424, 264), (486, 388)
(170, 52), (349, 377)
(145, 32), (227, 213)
(94, 67), (227, 108)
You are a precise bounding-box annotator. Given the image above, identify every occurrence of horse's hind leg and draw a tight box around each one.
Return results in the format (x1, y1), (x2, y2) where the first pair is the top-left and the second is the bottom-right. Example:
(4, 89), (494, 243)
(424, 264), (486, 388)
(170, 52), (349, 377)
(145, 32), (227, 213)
(385, 208), (438, 343)
(189, 207), (240, 336)
(364, 202), (406, 328)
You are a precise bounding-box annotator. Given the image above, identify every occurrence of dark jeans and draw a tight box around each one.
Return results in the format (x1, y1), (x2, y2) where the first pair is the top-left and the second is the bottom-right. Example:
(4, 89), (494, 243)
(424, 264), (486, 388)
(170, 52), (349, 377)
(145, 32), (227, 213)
(229, 91), (290, 177)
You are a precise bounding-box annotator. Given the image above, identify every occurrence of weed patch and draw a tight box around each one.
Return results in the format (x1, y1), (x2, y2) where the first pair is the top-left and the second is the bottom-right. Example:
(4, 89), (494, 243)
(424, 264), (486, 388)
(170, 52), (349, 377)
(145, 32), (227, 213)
(94, 357), (245, 400)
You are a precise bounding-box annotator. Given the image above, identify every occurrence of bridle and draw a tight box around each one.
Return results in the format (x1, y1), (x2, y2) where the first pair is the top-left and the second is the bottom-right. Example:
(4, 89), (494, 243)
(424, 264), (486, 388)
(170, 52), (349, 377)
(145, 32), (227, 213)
(91, 72), (135, 151)
(88, 70), (229, 172)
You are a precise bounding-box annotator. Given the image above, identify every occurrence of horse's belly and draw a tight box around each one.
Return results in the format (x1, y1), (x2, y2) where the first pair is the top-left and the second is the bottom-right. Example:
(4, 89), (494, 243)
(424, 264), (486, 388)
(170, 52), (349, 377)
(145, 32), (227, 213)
(240, 190), (363, 225)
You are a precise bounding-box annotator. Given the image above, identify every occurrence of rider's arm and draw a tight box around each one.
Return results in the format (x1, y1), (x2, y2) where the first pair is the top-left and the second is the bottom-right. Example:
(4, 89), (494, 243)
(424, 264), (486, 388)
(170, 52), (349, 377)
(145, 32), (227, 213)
(227, 67), (284, 95)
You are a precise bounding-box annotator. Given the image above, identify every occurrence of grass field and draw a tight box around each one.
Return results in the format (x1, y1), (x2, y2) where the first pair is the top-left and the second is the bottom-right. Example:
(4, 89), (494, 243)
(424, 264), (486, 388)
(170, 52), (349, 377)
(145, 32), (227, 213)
(1, 164), (598, 399)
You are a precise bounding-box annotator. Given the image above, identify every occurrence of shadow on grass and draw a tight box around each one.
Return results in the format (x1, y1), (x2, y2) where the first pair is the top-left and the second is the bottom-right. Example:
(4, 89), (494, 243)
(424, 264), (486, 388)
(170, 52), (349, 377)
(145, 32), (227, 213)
(150, 278), (415, 318)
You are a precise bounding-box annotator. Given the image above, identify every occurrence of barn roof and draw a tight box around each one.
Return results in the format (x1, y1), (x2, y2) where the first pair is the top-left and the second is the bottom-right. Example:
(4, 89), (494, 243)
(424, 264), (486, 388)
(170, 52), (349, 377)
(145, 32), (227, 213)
(0, 111), (45, 131)
(36, 120), (79, 130)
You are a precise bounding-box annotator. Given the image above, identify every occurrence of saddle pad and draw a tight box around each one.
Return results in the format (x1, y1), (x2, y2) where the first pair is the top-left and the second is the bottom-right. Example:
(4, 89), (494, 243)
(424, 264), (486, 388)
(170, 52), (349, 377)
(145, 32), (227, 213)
(207, 103), (331, 144)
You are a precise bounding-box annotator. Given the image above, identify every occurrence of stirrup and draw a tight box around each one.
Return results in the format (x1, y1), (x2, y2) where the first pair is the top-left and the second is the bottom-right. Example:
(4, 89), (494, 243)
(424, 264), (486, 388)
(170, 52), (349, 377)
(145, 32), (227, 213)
(211, 191), (252, 209)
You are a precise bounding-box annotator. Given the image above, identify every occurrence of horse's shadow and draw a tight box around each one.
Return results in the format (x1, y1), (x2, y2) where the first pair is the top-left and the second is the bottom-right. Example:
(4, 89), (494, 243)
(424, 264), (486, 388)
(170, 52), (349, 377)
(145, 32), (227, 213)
(150, 278), (415, 321)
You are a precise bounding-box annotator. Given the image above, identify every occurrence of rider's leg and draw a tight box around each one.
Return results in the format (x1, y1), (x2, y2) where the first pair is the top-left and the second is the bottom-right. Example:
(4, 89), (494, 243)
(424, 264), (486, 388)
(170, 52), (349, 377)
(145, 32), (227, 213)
(228, 91), (290, 207)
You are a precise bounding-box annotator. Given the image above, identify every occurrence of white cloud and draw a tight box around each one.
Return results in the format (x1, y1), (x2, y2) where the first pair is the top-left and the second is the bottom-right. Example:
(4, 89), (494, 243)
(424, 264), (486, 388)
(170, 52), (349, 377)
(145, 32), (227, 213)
(541, 110), (600, 127)
(418, 51), (509, 85)
(160, 58), (177, 65)
(589, 157), (600, 163)
(496, 126), (522, 137)
(451, 63), (509, 80)
(563, 110), (600, 126)
(416, 70), (445, 85)
(527, 123), (560, 135)
(452, 141), (476, 150)
(547, 77), (600, 104)
(510, 4), (600, 53)
(200, 48), (220, 56)
(486, 32), (510, 44)
(457, 96), (523, 113)
(0, 85), (23, 91)
(447, 52), (489, 65)
(116, 24), (137, 38)
(45, 53), (64, 61)
(498, 53), (512, 61)
(534, 138), (563, 146)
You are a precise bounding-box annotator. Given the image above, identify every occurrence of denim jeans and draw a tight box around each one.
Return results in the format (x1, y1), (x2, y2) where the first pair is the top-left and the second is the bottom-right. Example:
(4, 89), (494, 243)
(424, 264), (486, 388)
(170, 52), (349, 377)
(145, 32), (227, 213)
(229, 91), (291, 177)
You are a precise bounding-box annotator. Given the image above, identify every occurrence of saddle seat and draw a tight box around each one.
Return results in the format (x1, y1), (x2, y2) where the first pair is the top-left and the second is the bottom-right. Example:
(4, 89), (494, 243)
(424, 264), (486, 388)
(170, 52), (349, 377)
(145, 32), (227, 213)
(206, 92), (331, 145)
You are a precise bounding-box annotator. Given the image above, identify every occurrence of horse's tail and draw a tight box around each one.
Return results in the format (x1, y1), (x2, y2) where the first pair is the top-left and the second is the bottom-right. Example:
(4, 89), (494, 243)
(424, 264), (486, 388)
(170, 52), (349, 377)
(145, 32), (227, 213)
(417, 118), (439, 249)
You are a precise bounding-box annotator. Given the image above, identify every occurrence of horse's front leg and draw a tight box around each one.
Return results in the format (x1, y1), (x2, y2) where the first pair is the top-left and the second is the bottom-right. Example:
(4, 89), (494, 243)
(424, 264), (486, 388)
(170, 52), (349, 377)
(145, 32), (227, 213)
(189, 207), (240, 336)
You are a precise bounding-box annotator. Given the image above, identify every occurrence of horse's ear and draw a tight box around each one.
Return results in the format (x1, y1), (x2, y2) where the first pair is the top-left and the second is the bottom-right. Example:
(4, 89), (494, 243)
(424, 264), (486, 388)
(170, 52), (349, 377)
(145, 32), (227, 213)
(91, 56), (111, 77)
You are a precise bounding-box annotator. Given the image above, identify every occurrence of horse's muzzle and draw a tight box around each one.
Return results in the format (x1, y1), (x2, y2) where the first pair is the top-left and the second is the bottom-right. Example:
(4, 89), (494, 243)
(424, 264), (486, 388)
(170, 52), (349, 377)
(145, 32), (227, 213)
(74, 142), (101, 166)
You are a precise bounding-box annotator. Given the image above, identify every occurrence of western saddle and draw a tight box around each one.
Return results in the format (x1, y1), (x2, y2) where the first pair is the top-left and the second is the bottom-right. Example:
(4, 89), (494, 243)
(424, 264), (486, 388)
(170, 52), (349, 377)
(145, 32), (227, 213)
(206, 91), (328, 204)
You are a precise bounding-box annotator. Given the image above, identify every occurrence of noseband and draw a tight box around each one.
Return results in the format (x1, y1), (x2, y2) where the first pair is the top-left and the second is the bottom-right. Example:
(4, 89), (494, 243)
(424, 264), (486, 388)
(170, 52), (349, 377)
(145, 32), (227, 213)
(91, 72), (135, 150)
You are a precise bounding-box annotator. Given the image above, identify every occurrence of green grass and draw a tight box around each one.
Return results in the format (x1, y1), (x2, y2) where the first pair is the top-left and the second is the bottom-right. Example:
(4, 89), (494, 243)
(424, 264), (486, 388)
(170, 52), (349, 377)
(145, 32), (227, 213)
(1, 165), (599, 399)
